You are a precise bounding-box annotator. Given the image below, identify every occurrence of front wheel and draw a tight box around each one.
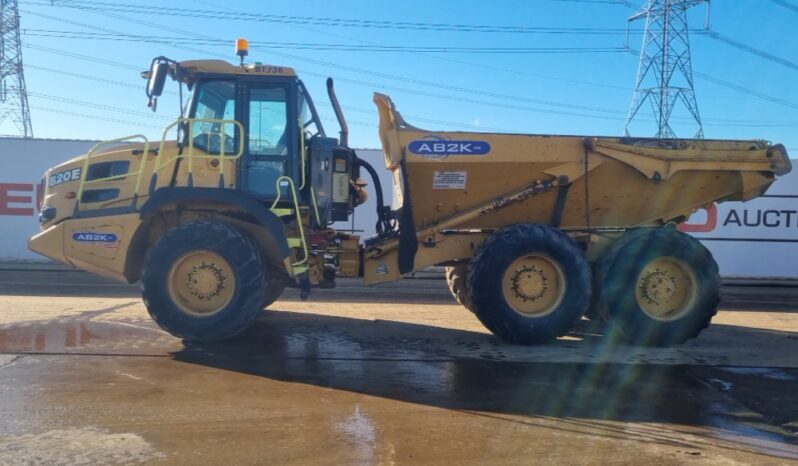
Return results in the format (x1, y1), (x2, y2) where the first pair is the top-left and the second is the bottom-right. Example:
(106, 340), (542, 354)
(596, 227), (721, 346)
(141, 220), (267, 342)
(261, 278), (287, 309)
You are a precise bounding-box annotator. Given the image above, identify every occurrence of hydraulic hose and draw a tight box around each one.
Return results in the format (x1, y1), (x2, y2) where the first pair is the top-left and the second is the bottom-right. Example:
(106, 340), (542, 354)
(353, 156), (394, 236)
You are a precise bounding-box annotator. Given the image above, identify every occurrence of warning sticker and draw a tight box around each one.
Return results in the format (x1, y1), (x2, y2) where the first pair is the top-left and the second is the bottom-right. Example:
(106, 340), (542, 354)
(433, 171), (467, 190)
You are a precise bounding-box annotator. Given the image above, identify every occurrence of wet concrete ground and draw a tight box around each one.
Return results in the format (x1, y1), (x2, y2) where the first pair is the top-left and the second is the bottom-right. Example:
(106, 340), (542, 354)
(0, 269), (797, 465)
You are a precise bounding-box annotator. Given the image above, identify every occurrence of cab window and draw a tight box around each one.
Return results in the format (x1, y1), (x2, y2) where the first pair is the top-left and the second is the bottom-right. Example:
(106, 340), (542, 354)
(245, 86), (290, 198)
(191, 81), (237, 155)
(249, 87), (288, 156)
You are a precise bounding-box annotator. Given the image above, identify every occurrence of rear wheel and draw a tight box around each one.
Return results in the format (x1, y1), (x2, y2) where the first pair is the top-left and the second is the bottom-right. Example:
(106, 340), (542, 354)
(141, 220), (267, 342)
(596, 227), (720, 346)
(445, 264), (474, 312)
(467, 224), (592, 345)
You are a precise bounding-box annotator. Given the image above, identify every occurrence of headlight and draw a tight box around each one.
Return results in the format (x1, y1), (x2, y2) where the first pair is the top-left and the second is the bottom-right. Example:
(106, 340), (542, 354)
(39, 207), (56, 224)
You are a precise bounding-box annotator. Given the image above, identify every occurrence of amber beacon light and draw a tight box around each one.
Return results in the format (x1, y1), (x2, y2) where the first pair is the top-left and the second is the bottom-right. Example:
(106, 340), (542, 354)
(235, 38), (249, 65)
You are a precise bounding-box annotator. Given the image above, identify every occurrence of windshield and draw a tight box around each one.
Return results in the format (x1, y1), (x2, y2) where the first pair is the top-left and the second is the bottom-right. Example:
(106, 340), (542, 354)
(190, 80), (237, 154)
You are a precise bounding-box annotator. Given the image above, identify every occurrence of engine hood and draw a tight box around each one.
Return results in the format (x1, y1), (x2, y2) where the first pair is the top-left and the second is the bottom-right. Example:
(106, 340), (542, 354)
(39, 142), (148, 228)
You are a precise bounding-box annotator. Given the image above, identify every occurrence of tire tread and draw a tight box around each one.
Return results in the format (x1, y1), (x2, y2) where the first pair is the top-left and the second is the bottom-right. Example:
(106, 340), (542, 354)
(141, 220), (267, 342)
(466, 223), (592, 344)
(597, 227), (720, 346)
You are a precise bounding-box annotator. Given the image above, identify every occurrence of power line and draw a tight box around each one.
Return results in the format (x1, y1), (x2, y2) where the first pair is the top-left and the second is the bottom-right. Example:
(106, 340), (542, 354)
(19, 29), (630, 54)
(28, 91), (172, 120)
(23, 40), (646, 123)
(24, 43), (141, 70)
(168, 0), (798, 110)
(31, 0), (795, 74)
(26, 63), (138, 88)
(31, 105), (164, 129)
(267, 13), (635, 93)
(21, 4), (798, 130)
(28, 102), (376, 131)
(21, 6), (798, 131)
(292, 0), (792, 122)
(100, 6), (794, 127)
(30, 2), (798, 120)
(694, 72), (798, 112)
(706, 31), (798, 73)
(27, 0), (643, 34)
(25, 62), (511, 132)
(19, 10), (637, 118)
(25, 44), (797, 130)
(767, 0), (798, 13)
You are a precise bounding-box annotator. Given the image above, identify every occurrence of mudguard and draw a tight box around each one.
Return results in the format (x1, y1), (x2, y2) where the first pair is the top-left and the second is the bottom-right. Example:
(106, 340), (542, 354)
(140, 187), (290, 259)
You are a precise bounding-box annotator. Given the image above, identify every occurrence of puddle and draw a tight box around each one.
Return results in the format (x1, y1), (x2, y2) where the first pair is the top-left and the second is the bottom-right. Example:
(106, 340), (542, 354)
(719, 367), (796, 381)
(705, 402), (798, 461)
(0, 320), (170, 354)
(708, 378), (733, 391)
(334, 404), (377, 463)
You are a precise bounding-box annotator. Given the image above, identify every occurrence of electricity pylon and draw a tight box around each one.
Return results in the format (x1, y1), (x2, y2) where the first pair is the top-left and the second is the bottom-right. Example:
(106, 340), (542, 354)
(625, 0), (709, 139)
(0, 0), (33, 138)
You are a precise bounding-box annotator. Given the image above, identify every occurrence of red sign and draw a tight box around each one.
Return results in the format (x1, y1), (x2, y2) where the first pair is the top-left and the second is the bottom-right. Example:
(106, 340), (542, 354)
(0, 183), (42, 216)
(679, 204), (718, 233)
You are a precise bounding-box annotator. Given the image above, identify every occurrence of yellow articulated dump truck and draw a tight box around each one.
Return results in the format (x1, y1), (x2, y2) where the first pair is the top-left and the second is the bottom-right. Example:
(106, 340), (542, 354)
(29, 45), (792, 346)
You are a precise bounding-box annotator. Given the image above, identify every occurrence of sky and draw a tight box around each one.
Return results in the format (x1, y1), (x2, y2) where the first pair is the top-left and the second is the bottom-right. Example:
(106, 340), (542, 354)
(4, 0), (798, 153)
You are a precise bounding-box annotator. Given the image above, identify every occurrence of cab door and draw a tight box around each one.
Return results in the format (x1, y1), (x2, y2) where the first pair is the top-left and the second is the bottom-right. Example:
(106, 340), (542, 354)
(240, 78), (299, 199)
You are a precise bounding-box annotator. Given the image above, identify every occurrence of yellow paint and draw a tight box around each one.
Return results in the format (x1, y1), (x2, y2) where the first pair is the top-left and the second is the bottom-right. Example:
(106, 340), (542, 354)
(502, 254), (566, 317)
(635, 256), (698, 321)
(179, 59), (297, 77)
(168, 250), (236, 316)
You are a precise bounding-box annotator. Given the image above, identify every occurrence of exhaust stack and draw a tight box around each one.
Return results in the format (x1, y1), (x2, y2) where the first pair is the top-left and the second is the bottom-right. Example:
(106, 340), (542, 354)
(326, 78), (349, 147)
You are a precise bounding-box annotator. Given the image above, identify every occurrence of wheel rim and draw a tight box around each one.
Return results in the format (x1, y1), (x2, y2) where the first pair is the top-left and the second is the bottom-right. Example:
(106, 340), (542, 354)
(502, 254), (566, 317)
(634, 256), (697, 321)
(168, 250), (236, 317)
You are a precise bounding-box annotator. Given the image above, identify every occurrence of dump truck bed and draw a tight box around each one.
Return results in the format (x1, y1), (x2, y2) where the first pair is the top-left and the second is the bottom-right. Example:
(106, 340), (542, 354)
(373, 93), (791, 232)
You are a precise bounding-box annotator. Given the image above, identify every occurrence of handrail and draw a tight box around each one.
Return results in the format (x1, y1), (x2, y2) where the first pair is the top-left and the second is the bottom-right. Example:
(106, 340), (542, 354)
(299, 117), (307, 190)
(77, 118), (247, 211)
(271, 176), (309, 269)
(77, 134), (150, 209)
(153, 118), (245, 189)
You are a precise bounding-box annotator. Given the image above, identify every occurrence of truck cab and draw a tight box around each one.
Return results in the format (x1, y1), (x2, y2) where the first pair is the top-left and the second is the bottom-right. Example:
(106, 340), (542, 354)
(30, 54), (375, 318)
(153, 58), (363, 226)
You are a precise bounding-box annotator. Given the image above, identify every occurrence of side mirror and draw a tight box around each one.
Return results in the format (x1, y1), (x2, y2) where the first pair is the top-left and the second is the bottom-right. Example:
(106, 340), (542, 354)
(146, 59), (169, 112)
(147, 61), (168, 98)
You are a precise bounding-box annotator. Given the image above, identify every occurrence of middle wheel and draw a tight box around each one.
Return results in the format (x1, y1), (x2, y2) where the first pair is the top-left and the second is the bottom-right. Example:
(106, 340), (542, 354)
(466, 223), (592, 345)
(445, 264), (475, 312)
